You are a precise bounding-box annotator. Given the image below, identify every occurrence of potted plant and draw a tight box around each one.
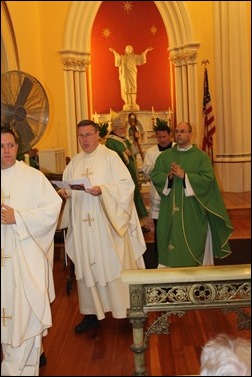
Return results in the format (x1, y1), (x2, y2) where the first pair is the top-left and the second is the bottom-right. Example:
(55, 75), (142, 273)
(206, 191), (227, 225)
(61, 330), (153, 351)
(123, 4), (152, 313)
(96, 122), (109, 142)
(153, 117), (168, 131)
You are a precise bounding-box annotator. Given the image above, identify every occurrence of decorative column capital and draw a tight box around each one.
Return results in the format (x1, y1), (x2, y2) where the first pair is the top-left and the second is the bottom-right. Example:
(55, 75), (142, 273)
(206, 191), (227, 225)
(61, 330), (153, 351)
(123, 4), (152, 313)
(59, 50), (91, 72)
(169, 43), (200, 66)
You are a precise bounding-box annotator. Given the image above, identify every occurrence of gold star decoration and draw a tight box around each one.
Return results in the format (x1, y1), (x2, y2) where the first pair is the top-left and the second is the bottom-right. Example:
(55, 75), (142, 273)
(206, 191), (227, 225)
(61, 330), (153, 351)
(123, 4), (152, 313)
(150, 25), (158, 35)
(123, 1), (133, 13)
(102, 28), (111, 38)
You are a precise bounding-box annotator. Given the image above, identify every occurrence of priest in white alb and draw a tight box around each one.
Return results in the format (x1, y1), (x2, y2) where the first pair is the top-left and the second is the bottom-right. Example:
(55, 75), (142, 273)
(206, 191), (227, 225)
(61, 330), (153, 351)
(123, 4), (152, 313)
(1, 126), (62, 376)
(58, 119), (146, 333)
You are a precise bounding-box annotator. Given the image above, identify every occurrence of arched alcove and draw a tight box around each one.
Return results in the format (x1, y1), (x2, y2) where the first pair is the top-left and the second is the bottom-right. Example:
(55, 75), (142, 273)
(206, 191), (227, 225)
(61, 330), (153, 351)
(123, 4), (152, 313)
(60, 1), (200, 157)
(1, 1), (19, 73)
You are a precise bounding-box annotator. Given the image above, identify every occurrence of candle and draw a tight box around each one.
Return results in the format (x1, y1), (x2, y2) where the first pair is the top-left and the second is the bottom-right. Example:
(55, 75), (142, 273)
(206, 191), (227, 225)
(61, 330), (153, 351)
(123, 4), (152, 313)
(94, 111), (98, 124)
(110, 108), (112, 121)
(168, 107), (172, 121)
(152, 106), (154, 118)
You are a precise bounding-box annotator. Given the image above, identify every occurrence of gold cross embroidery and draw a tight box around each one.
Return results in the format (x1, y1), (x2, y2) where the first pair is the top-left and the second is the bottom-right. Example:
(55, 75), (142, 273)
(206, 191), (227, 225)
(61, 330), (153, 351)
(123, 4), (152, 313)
(172, 202), (179, 214)
(172, 186), (179, 214)
(1, 249), (11, 267)
(168, 241), (175, 252)
(82, 213), (94, 226)
(1, 189), (10, 204)
(1, 308), (12, 326)
(82, 168), (93, 179)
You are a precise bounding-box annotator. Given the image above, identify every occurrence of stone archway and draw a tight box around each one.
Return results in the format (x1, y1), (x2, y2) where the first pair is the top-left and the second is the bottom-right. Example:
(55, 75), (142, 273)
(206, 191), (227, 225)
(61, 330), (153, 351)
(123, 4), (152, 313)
(1, 1), (19, 73)
(60, 1), (200, 157)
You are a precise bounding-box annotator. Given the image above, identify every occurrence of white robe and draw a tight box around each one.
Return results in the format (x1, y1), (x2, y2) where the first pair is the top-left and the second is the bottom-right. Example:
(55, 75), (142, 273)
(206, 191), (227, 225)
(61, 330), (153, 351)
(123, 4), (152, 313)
(62, 144), (146, 319)
(142, 144), (163, 219)
(142, 143), (175, 219)
(1, 161), (62, 347)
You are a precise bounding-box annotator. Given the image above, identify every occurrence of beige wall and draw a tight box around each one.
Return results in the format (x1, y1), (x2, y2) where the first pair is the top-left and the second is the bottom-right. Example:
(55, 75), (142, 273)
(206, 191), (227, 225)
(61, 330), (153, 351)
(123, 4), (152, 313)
(184, 1), (216, 124)
(2, 1), (251, 187)
(3, 1), (71, 151)
(3, 1), (219, 154)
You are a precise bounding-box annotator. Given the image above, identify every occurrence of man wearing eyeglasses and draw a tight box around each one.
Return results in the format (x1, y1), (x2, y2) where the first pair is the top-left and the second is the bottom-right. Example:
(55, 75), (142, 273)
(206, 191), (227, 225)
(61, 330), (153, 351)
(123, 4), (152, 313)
(58, 120), (146, 333)
(151, 121), (233, 268)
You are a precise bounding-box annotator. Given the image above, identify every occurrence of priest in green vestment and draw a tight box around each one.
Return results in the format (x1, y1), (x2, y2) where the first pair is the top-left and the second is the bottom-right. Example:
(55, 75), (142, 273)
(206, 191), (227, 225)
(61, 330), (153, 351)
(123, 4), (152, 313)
(105, 115), (150, 232)
(151, 122), (233, 267)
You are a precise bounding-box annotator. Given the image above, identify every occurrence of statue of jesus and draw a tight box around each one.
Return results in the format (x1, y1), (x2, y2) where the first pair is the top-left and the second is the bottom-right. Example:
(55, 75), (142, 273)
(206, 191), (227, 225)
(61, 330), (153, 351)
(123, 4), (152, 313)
(109, 45), (153, 111)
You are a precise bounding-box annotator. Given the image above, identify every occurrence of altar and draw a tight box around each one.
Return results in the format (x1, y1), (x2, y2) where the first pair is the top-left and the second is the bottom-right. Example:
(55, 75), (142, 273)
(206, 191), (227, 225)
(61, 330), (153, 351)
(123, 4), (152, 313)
(93, 109), (174, 156)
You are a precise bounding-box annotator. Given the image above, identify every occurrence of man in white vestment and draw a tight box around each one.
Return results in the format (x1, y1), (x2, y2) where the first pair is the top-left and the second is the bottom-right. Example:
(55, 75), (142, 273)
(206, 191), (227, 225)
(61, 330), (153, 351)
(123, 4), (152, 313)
(1, 127), (62, 376)
(58, 120), (146, 333)
(142, 123), (175, 262)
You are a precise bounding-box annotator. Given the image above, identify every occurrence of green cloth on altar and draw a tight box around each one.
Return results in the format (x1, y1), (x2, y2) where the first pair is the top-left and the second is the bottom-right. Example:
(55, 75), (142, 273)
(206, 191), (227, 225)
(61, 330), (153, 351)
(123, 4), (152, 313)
(151, 145), (233, 267)
(105, 134), (148, 219)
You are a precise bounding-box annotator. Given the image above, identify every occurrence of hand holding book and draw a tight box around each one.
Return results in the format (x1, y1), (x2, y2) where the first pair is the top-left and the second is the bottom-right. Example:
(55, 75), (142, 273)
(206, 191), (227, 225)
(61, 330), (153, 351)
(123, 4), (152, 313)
(51, 178), (91, 191)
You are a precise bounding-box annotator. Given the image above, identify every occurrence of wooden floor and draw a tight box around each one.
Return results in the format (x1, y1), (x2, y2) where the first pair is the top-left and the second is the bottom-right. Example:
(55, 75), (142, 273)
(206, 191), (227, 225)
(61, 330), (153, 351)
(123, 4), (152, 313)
(39, 191), (251, 376)
(40, 247), (250, 376)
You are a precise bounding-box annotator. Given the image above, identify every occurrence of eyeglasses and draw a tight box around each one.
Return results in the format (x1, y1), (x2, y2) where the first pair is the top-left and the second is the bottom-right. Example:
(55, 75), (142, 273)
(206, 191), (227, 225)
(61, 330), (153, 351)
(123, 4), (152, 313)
(78, 131), (97, 139)
(174, 129), (191, 134)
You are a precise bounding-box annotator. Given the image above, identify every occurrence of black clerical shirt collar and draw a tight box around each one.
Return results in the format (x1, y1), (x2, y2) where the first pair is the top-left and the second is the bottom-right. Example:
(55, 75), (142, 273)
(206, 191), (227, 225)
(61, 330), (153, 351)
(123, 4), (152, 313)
(158, 141), (173, 151)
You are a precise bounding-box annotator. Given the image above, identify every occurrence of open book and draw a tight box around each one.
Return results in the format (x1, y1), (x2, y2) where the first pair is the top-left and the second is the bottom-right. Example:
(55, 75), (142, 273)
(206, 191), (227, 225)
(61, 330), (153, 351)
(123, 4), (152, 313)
(51, 178), (92, 191)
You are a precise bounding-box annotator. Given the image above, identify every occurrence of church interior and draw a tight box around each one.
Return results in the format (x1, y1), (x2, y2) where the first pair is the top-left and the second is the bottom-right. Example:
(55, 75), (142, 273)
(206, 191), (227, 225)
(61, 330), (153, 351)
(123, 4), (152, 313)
(1, 1), (251, 376)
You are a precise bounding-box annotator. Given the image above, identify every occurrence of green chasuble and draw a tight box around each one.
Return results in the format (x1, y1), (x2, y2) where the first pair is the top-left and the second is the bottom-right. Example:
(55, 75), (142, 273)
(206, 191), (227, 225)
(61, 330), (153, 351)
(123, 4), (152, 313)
(105, 134), (148, 219)
(151, 145), (233, 267)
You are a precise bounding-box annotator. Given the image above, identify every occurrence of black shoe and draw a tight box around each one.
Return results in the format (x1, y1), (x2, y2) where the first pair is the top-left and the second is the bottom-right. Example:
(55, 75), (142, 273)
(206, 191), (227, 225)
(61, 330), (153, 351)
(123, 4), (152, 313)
(39, 352), (47, 367)
(74, 315), (100, 333)
(141, 226), (150, 234)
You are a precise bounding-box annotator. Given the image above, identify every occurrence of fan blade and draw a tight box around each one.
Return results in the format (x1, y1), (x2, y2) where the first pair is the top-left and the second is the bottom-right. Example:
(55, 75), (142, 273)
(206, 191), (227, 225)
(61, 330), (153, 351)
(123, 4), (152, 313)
(1, 70), (49, 154)
(15, 119), (35, 145)
(1, 102), (15, 124)
(15, 77), (33, 108)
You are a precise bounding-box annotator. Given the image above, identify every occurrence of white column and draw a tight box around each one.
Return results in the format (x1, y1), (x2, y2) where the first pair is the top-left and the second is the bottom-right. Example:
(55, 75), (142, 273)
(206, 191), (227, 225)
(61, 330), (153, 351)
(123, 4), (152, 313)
(62, 69), (77, 157)
(170, 43), (200, 145)
(59, 50), (91, 158)
(213, 1), (251, 192)
(79, 70), (88, 120)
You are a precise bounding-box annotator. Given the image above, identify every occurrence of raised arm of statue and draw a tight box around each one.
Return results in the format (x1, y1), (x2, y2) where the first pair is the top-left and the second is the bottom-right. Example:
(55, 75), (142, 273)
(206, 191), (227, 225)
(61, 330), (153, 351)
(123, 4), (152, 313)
(109, 48), (117, 56)
(109, 45), (153, 112)
(143, 47), (153, 57)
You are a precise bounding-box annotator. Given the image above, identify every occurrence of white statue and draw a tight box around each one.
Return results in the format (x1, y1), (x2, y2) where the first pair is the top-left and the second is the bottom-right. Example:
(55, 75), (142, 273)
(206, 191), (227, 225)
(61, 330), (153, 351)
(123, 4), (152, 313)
(109, 45), (153, 111)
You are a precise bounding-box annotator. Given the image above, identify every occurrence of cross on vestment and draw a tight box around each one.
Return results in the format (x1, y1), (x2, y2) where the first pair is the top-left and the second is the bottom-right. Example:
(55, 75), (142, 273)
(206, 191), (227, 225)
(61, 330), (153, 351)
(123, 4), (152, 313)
(81, 168), (93, 179)
(82, 213), (94, 226)
(1, 249), (11, 267)
(168, 241), (175, 252)
(172, 186), (179, 215)
(1, 308), (12, 326)
(172, 202), (179, 215)
(1, 189), (10, 204)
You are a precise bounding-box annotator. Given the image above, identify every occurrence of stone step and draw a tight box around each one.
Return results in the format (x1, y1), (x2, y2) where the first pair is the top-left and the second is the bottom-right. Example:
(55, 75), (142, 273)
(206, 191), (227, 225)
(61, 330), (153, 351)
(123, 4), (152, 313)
(227, 207), (251, 221)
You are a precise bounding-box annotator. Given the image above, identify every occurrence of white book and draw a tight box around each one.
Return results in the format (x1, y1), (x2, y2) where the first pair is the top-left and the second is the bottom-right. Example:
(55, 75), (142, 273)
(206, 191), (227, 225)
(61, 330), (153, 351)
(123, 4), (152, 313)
(51, 178), (92, 191)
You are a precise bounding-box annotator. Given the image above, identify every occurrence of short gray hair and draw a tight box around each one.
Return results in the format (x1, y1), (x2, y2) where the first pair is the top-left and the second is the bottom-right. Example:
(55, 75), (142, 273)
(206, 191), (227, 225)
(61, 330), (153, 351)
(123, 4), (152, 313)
(112, 115), (126, 128)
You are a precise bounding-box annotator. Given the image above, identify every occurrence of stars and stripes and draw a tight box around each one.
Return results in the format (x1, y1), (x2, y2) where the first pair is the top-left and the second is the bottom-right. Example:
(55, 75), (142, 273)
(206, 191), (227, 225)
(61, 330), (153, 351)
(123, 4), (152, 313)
(202, 67), (215, 160)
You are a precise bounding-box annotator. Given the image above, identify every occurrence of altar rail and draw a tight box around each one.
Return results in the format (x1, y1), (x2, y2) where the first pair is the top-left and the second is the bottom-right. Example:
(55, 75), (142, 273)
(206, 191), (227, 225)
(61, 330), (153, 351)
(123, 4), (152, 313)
(121, 264), (251, 376)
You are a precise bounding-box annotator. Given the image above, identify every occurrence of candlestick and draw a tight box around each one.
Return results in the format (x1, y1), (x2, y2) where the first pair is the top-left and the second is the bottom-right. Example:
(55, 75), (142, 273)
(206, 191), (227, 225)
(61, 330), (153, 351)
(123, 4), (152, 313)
(168, 107), (172, 120)
(94, 111), (98, 124)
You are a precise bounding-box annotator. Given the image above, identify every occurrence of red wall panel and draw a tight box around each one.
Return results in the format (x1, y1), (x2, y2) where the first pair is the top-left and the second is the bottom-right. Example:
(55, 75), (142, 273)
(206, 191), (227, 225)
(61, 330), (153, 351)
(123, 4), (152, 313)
(91, 1), (172, 114)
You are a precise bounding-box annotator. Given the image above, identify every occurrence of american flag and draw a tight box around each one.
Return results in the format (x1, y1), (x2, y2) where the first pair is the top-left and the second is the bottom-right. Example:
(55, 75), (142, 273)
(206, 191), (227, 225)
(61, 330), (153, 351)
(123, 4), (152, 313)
(202, 67), (215, 160)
